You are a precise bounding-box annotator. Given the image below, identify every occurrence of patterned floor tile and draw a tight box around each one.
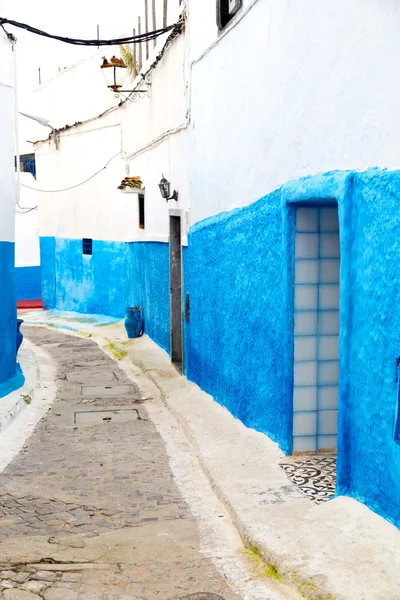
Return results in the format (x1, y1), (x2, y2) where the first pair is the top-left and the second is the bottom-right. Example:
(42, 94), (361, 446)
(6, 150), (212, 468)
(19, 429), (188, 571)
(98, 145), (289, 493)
(280, 455), (337, 504)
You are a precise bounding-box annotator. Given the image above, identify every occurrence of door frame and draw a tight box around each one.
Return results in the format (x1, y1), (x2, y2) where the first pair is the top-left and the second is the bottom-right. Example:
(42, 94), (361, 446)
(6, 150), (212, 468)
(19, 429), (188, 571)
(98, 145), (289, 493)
(169, 211), (183, 372)
(291, 203), (340, 454)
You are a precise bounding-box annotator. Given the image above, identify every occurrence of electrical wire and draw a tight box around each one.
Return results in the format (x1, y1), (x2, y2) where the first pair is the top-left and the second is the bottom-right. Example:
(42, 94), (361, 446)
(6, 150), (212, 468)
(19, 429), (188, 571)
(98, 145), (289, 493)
(20, 151), (122, 195)
(0, 17), (178, 46)
(16, 206), (38, 214)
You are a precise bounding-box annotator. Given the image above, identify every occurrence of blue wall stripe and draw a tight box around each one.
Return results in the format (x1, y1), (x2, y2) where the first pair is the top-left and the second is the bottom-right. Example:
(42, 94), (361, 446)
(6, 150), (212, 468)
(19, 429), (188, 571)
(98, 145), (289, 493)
(15, 265), (41, 300)
(39, 237), (170, 354)
(0, 241), (17, 389)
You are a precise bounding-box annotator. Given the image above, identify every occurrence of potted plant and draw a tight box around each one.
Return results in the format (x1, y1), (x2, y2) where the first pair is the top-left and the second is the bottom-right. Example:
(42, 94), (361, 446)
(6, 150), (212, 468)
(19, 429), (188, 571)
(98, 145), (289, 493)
(118, 176), (143, 191)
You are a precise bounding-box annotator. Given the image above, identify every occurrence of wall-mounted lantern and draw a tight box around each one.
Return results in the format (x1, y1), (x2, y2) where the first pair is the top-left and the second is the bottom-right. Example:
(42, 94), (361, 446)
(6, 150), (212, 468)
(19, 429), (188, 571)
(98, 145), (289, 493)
(158, 175), (178, 202)
(101, 56), (148, 101)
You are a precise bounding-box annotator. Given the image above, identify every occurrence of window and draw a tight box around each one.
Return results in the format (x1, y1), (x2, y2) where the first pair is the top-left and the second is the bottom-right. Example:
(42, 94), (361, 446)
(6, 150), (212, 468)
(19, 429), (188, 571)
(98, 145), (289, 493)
(217, 0), (242, 30)
(293, 207), (340, 452)
(82, 238), (93, 255)
(138, 194), (145, 229)
(15, 153), (36, 178)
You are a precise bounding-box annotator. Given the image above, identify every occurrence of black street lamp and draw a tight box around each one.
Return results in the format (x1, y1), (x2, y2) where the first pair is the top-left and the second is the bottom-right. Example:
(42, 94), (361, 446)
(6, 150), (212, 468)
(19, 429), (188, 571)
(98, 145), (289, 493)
(158, 175), (178, 202)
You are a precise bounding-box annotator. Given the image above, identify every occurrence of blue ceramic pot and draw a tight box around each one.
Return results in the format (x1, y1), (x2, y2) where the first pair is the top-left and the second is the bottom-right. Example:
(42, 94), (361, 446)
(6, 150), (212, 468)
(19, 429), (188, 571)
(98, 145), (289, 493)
(17, 318), (24, 355)
(124, 307), (144, 339)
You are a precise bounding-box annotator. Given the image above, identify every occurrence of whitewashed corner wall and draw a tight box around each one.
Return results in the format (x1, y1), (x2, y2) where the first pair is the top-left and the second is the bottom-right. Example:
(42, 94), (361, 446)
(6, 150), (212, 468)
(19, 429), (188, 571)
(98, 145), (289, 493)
(188, 0), (400, 224)
(15, 173), (40, 268)
(0, 34), (16, 243)
(35, 2), (189, 328)
(35, 19), (189, 244)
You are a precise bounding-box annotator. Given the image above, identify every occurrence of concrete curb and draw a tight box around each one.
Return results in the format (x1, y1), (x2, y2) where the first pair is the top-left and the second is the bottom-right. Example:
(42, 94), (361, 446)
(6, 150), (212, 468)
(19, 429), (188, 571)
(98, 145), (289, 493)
(0, 343), (39, 434)
(115, 337), (400, 600)
(0, 336), (57, 474)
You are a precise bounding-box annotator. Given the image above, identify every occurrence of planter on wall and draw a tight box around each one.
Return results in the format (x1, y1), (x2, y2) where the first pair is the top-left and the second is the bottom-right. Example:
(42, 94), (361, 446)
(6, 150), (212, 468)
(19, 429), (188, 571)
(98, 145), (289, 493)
(120, 187), (143, 193)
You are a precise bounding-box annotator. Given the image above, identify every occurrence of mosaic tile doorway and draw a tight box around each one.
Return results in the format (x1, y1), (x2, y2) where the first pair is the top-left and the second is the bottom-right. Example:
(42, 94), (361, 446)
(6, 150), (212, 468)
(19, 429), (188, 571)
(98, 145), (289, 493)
(293, 206), (340, 453)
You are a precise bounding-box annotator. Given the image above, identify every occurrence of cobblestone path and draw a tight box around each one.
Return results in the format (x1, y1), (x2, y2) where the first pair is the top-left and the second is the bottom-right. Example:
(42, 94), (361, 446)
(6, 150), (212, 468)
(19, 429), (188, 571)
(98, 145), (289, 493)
(0, 327), (241, 600)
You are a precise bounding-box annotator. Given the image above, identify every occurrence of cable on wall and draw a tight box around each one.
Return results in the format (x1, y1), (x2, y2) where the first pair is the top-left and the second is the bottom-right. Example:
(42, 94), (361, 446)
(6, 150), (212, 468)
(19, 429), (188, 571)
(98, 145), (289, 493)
(19, 151), (123, 196)
(16, 206), (38, 214)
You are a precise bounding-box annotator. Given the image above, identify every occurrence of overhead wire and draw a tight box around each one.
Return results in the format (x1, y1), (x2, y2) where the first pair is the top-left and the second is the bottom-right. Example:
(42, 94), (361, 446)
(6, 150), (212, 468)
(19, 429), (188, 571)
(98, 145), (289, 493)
(0, 17), (177, 46)
(15, 14), (185, 145)
(5, 13), (185, 209)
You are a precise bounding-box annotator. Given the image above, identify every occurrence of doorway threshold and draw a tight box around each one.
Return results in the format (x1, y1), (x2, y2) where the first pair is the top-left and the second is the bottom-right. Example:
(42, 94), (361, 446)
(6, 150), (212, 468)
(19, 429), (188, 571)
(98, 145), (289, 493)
(280, 454), (336, 504)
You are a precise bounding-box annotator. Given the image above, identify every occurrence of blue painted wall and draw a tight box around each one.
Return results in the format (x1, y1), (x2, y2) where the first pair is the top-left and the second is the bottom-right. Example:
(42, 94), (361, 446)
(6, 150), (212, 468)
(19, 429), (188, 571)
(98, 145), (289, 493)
(53, 238), (128, 318)
(184, 189), (292, 452)
(335, 169), (400, 526)
(184, 168), (400, 527)
(40, 237), (56, 309)
(0, 241), (19, 397)
(38, 169), (400, 526)
(15, 266), (41, 300)
(40, 237), (170, 352)
(127, 242), (170, 353)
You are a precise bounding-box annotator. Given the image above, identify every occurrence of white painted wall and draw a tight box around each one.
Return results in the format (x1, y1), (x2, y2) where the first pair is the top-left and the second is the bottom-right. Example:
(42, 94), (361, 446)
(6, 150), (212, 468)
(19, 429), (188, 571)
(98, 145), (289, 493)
(0, 33), (16, 242)
(188, 0), (400, 224)
(15, 173), (40, 268)
(35, 2), (189, 244)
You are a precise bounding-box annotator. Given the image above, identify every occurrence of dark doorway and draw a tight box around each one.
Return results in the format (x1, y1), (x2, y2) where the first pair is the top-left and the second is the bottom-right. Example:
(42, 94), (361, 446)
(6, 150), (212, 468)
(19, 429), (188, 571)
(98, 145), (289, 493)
(169, 215), (183, 372)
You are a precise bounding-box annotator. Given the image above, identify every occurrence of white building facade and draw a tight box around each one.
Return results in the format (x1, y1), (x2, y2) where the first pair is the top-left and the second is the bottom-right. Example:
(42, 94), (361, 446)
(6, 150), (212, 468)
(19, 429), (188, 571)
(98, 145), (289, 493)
(36, 0), (188, 356)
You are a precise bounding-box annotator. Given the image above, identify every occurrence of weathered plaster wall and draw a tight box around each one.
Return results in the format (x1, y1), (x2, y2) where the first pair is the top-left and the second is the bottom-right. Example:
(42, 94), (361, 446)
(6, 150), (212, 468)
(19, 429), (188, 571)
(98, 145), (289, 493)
(184, 167), (400, 527)
(40, 236), (56, 309)
(40, 237), (170, 352)
(15, 267), (42, 301)
(0, 33), (19, 396)
(52, 238), (128, 318)
(184, 189), (291, 451)
(336, 169), (400, 527)
(127, 242), (170, 353)
(0, 243), (18, 395)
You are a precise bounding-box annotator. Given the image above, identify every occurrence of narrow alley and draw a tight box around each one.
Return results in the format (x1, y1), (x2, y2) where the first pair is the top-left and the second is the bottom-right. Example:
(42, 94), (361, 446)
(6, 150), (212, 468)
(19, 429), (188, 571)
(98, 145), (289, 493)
(1, 2), (400, 598)
(0, 325), (288, 600)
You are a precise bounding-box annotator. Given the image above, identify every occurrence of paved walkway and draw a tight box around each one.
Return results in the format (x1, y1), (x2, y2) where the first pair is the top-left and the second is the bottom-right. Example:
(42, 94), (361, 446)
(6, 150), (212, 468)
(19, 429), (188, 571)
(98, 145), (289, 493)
(0, 326), (258, 600)
(14, 314), (400, 600)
